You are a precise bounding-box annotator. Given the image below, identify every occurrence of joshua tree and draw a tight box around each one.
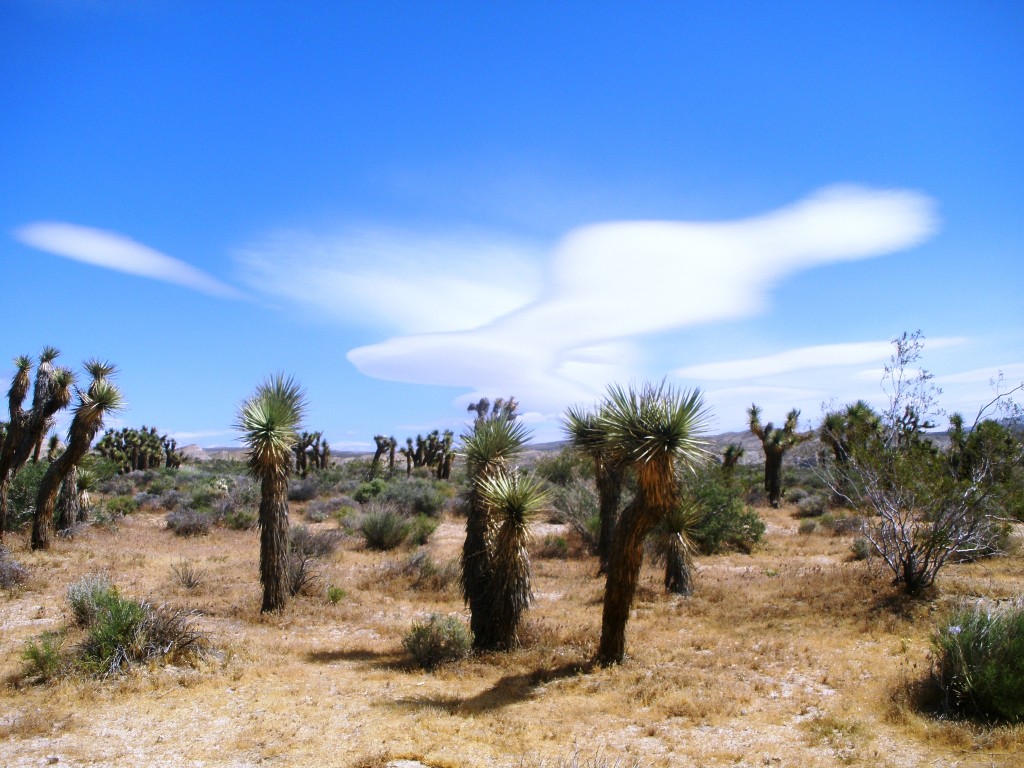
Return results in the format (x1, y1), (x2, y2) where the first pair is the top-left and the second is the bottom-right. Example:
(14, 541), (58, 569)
(237, 374), (307, 613)
(562, 404), (626, 575)
(0, 350), (74, 540)
(459, 412), (530, 651)
(595, 381), (710, 665)
(748, 405), (811, 508)
(720, 443), (745, 483)
(478, 472), (548, 649)
(33, 378), (123, 549)
(371, 434), (392, 475)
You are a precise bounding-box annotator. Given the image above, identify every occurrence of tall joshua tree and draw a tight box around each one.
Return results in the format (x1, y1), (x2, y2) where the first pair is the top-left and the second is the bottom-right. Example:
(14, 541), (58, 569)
(595, 381), (710, 665)
(0, 351), (74, 540)
(237, 374), (307, 613)
(32, 378), (123, 550)
(748, 405), (811, 508)
(562, 404), (625, 575)
(478, 472), (548, 649)
(460, 413), (530, 650)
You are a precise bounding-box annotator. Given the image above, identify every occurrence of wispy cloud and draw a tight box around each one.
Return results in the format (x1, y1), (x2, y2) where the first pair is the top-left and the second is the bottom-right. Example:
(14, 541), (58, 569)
(235, 228), (543, 333)
(15, 221), (244, 299)
(346, 185), (938, 414)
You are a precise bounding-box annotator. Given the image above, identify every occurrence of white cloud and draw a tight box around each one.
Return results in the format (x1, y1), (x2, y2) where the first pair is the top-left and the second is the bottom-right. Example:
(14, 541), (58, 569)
(15, 221), (243, 299)
(347, 185), (939, 414)
(235, 228), (544, 333)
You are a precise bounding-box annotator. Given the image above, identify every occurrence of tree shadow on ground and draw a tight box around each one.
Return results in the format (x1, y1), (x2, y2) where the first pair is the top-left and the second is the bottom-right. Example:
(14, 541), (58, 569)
(305, 647), (414, 671)
(391, 660), (594, 716)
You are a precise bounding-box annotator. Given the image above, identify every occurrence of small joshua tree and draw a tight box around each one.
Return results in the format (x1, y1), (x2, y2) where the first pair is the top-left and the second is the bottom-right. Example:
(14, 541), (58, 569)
(748, 405), (811, 507)
(237, 374), (307, 612)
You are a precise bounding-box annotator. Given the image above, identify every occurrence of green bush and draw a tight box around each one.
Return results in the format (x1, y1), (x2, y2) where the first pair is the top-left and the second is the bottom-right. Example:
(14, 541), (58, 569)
(548, 476), (601, 553)
(224, 507), (257, 530)
(327, 585), (347, 604)
(7, 461), (48, 530)
(686, 470), (765, 554)
(22, 631), (65, 682)
(931, 600), (1024, 722)
(287, 477), (320, 502)
(403, 614), (473, 670)
(795, 494), (827, 518)
(407, 514), (438, 546)
(359, 504), (410, 550)
(104, 495), (139, 517)
(532, 449), (592, 486)
(79, 590), (148, 674)
(850, 536), (874, 560)
(353, 478), (388, 503)
(797, 519), (817, 535)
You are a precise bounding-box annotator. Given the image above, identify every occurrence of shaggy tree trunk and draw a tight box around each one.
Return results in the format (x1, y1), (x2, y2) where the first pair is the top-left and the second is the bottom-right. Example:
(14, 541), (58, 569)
(259, 474), (291, 612)
(484, 530), (531, 651)
(598, 496), (657, 665)
(664, 536), (693, 595)
(462, 492), (494, 650)
(32, 438), (91, 550)
(596, 460), (624, 575)
(0, 474), (10, 541)
(764, 448), (784, 508)
(55, 464), (80, 532)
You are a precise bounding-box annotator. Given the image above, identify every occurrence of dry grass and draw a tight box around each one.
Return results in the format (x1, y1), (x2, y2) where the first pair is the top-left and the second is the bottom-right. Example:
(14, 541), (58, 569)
(1, 501), (1022, 767)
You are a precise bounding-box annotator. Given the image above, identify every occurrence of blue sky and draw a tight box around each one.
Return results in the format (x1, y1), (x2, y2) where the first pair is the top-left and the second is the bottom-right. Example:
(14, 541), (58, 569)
(2, 1), (1022, 449)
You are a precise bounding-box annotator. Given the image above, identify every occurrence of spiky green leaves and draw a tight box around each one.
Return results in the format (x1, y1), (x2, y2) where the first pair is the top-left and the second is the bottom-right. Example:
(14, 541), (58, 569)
(459, 415), (530, 479)
(599, 381), (711, 468)
(236, 374), (307, 481)
(561, 404), (606, 457)
(479, 473), (549, 532)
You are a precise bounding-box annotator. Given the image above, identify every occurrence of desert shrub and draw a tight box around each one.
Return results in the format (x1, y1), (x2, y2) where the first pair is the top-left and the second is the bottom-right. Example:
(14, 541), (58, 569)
(380, 477), (450, 517)
(100, 474), (135, 496)
(359, 504), (410, 550)
(405, 551), (460, 593)
(166, 507), (212, 536)
(850, 536), (874, 561)
(353, 477), (388, 503)
(224, 507), (257, 530)
(403, 614), (473, 670)
(104, 495), (139, 517)
(288, 552), (320, 596)
(6, 460), (48, 530)
(407, 514), (438, 546)
(305, 495), (350, 522)
(795, 494), (827, 518)
(21, 631), (65, 683)
(67, 574), (115, 627)
(931, 600), (1024, 722)
(533, 450), (592, 486)
(159, 489), (189, 510)
(797, 519), (818, 535)
(536, 533), (570, 558)
(327, 585), (347, 604)
(0, 546), (29, 588)
(548, 476), (601, 553)
(687, 471), (765, 554)
(827, 514), (865, 536)
(290, 525), (343, 558)
(287, 476), (320, 502)
(171, 560), (204, 590)
(785, 487), (809, 504)
(79, 594), (207, 676)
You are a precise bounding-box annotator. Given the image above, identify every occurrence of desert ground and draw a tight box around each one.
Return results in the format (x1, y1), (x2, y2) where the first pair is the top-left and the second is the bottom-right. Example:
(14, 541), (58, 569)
(2, 484), (1022, 768)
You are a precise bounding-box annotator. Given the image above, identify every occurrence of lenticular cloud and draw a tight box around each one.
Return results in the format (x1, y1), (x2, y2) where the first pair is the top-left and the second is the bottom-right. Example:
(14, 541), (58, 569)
(15, 221), (242, 299)
(347, 185), (938, 411)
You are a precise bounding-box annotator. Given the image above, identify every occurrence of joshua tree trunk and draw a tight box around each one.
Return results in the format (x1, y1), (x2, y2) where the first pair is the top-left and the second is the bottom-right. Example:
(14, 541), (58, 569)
(596, 460), (624, 575)
(55, 464), (81, 532)
(598, 495), (656, 665)
(0, 475), (10, 542)
(259, 474), (290, 612)
(764, 448), (783, 507)
(664, 535), (693, 595)
(32, 434), (93, 550)
(463, 488), (495, 649)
